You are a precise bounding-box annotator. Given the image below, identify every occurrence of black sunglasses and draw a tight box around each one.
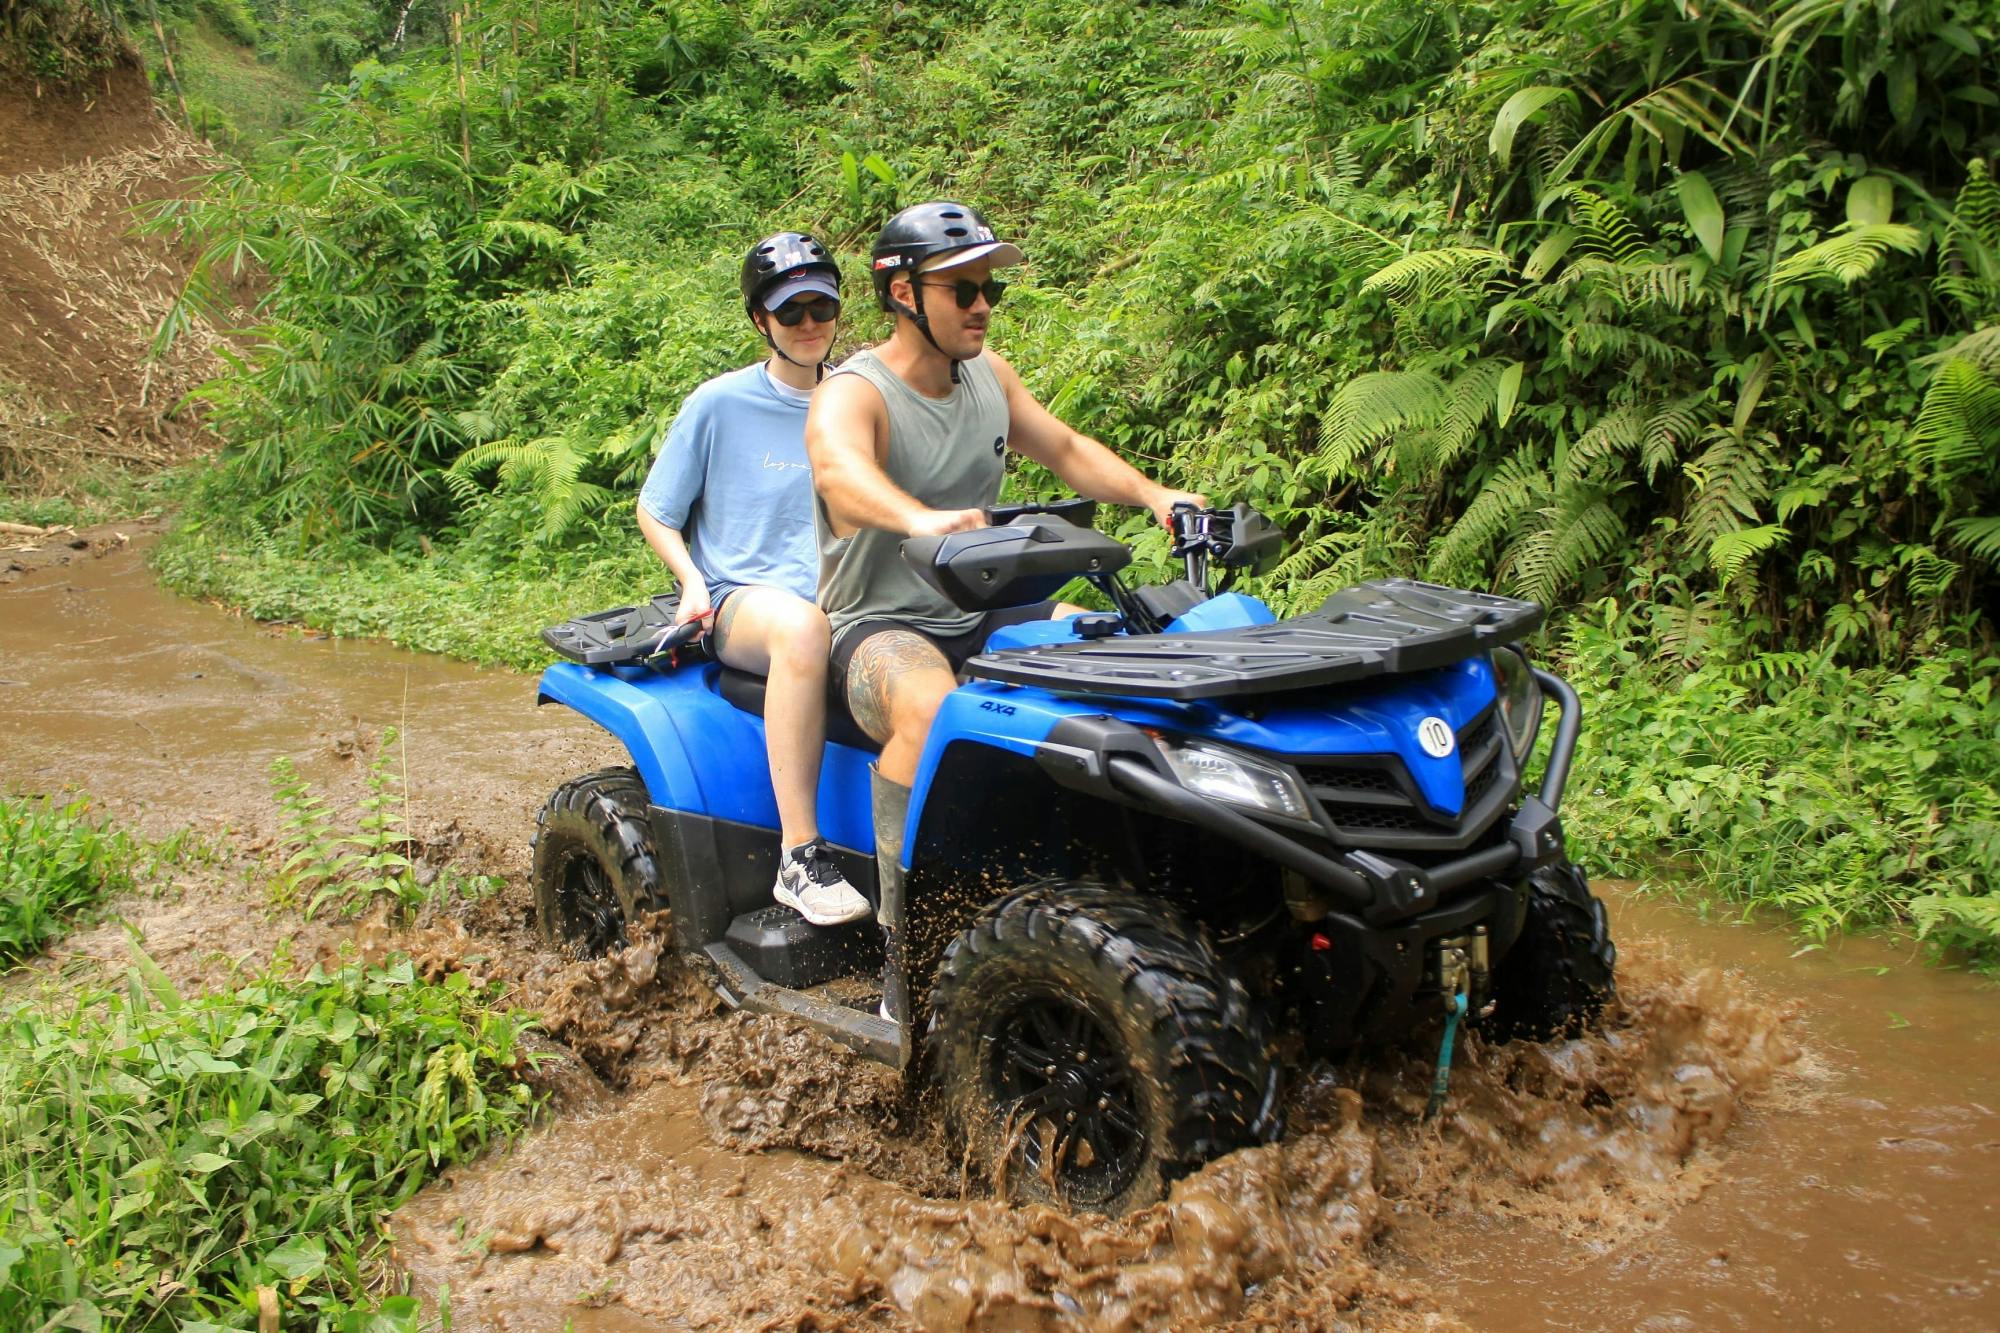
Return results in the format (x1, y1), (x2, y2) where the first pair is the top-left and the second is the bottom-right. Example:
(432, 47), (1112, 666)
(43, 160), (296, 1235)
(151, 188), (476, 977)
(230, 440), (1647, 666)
(772, 296), (841, 327)
(919, 278), (1008, 310)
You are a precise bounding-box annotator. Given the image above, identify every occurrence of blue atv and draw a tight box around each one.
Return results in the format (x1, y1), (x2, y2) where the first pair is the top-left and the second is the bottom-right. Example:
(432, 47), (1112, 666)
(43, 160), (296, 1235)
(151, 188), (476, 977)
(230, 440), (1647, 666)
(532, 501), (1614, 1213)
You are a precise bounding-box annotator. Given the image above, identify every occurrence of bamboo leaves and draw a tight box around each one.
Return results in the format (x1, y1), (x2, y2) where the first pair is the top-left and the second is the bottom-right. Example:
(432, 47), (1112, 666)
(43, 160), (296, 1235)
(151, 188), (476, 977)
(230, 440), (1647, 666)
(1490, 86), (1577, 169)
(1675, 170), (1725, 262)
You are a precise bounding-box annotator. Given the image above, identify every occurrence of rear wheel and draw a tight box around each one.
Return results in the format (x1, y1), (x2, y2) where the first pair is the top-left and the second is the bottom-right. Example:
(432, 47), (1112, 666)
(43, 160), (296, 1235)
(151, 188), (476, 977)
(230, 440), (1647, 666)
(1485, 860), (1616, 1041)
(532, 766), (667, 958)
(926, 883), (1280, 1215)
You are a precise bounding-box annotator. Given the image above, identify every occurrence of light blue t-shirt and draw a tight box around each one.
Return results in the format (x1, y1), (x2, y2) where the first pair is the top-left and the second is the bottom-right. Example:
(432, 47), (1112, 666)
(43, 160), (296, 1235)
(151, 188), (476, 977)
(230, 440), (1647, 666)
(638, 364), (817, 603)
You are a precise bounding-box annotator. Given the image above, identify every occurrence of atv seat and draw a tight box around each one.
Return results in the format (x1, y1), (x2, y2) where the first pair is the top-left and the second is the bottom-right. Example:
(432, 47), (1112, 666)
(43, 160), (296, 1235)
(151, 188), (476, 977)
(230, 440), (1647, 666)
(717, 666), (883, 753)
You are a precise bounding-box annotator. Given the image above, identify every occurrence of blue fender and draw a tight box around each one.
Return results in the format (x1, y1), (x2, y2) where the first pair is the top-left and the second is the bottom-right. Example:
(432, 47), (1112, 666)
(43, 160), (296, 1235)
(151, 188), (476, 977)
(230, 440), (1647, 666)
(536, 661), (878, 851)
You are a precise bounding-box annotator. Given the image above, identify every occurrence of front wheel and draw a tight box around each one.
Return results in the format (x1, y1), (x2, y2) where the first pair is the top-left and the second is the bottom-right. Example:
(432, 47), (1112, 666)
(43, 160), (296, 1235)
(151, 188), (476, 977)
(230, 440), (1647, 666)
(926, 883), (1280, 1215)
(532, 766), (668, 958)
(1484, 860), (1616, 1041)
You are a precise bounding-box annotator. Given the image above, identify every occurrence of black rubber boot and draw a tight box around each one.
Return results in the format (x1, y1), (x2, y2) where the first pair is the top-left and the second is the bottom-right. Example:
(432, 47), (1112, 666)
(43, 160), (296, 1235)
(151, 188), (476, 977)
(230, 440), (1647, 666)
(871, 766), (913, 1048)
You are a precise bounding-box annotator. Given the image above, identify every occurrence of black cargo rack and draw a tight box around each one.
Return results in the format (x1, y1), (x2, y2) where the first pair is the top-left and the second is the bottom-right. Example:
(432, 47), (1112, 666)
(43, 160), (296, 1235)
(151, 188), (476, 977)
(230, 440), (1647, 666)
(965, 578), (1542, 700)
(542, 593), (710, 667)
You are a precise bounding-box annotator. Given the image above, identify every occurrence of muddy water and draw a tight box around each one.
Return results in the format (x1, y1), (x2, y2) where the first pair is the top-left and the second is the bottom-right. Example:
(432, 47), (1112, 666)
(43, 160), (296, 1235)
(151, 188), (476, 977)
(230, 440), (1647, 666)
(4, 540), (1997, 1330)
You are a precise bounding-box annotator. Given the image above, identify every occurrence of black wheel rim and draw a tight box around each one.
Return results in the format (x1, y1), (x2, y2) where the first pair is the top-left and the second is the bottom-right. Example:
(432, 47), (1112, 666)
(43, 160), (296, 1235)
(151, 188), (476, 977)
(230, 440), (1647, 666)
(980, 985), (1147, 1207)
(554, 849), (624, 957)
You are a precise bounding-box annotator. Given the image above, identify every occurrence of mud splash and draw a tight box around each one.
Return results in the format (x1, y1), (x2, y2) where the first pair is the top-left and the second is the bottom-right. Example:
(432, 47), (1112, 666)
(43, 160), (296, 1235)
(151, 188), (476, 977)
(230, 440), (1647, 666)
(393, 938), (1800, 1331)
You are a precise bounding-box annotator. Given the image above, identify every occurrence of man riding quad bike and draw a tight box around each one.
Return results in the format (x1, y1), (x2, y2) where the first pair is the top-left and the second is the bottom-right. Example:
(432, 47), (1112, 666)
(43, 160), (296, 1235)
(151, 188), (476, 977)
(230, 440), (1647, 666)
(533, 501), (1616, 1214)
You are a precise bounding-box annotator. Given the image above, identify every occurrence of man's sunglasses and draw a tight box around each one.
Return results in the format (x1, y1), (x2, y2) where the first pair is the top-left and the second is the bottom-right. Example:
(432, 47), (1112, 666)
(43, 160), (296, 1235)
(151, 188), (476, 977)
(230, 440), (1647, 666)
(919, 278), (1009, 310)
(773, 296), (841, 327)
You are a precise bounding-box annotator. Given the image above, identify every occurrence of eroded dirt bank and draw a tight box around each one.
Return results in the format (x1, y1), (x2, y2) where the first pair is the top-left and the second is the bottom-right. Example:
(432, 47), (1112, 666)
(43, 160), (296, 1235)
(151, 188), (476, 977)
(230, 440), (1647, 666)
(4, 538), (1996, 1330)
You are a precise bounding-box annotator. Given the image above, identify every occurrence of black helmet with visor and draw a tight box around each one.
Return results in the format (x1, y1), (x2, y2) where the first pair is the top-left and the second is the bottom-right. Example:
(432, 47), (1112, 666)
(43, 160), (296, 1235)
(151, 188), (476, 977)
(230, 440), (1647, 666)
(869, 201), (1023, 381)
(741, 231), (842, 377)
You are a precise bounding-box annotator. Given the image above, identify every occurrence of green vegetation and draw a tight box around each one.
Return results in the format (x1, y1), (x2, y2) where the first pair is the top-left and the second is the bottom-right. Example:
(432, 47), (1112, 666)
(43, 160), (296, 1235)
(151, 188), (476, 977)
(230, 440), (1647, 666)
(1, 0), (127, 81)
(158, 512), (657, 667)
(0, 947), (536, 1329)
(0, 795), (137, 968)
(1563, 619), (2000, 958)
(269, 728), (502, 918)
(140, 0), (1999, 957)
(0, 463), (178, 530)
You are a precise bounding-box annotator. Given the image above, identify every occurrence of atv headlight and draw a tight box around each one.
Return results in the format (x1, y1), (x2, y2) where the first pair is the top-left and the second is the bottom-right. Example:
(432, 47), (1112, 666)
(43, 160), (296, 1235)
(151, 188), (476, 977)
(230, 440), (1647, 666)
(1149, 735), (1312, 823)
(1491, 647), (1542, 760)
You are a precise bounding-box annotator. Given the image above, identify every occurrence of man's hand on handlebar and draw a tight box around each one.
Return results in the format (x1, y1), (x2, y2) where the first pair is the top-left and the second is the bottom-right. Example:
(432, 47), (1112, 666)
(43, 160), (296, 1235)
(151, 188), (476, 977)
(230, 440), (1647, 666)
(1149, 487), (1210, 528)
(908, 507), (987, 538)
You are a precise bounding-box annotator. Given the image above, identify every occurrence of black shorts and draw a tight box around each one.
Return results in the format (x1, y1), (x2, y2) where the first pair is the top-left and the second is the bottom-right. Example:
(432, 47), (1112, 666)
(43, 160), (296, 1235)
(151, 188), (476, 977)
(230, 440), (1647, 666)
(830, 601), (1058, 694)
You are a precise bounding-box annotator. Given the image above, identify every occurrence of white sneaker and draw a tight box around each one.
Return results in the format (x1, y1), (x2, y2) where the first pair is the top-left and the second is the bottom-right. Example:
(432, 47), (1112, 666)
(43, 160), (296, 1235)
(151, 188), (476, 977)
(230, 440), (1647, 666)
(773, 840), (872, 926)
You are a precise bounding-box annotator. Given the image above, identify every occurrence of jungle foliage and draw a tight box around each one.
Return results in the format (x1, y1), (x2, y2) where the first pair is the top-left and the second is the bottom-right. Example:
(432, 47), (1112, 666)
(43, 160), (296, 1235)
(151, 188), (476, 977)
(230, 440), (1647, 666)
(152, 0), (2000, 955)
(0, 948), (536, 1329)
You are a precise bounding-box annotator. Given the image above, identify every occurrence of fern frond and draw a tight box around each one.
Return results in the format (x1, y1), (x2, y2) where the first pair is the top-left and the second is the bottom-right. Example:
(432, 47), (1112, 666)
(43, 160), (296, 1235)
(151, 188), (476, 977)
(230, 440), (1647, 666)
(1425, 360), (1509, 476)
(1945, 515), (2000, 563)
(1619, 259), (1700, 312)
(1567, 190), (1655, 265)
(1897, 544), (1960, 598)
(1272, 202), (1405, 272)
(1922, 325), (2000, 373)
(1935, 159), (2000, 316)
(1771, 222), (1924, 290)
(1643, 394), (1707, 481)
(1911, 356), (2000, 471)
(1428, 448), (1550, 582)
(1314, 371), (1451, 478)
(1682, 429), (1777, 548)
(444, 431), (606, 539)
(1505, 487), (1625, 608)
(1361, 247), (1508, 299)
(1707, 522), (1788, 589)
(1561, 321), (1696, 371)
(1560, 407), (1645, 487)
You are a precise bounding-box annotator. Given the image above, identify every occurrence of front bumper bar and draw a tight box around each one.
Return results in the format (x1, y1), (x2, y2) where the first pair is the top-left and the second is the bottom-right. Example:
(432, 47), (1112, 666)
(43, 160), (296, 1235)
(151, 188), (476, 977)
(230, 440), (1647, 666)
(1068, 667), (1582, 925)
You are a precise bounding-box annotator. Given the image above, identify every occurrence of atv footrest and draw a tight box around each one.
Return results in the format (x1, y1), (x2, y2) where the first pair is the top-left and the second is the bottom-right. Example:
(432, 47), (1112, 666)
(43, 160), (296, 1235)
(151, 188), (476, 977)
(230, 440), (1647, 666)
(724, 905), (875, 989)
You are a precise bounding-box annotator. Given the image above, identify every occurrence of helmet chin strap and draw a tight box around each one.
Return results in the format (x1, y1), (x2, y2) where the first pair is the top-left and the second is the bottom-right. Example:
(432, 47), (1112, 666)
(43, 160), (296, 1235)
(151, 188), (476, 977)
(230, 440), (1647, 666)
(757, 321), (829, 381)
(893, 279), (962, 384)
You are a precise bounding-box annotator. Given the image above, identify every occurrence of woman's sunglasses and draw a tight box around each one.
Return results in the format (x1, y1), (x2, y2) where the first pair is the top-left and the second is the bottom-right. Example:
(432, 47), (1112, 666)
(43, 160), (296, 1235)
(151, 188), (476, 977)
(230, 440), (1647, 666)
(919, 278), (1009, 310)
(773, 296), (841, 327)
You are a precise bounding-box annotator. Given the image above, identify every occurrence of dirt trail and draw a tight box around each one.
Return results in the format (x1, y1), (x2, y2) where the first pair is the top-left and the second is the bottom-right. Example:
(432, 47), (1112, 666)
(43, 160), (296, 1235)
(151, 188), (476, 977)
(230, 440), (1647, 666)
(0, 55), (228, 485)
(4, 538), (1997, 1330)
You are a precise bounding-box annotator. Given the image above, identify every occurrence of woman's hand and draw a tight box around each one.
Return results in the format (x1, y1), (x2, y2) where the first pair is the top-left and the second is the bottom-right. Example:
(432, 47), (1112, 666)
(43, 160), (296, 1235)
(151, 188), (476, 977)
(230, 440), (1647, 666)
(675, 581), (713, 629)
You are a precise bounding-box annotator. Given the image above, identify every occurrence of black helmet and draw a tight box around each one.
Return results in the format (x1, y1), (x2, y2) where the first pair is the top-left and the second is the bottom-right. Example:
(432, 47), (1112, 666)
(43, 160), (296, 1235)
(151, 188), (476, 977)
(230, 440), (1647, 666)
(740, 231), (840, 323)
(869, 201), (1023, 312)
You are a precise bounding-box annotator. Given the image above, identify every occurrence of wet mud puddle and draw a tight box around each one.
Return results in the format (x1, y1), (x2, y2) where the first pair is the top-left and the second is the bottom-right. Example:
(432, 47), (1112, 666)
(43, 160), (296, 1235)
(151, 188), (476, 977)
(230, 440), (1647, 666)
(5, 541), (1998, 1330)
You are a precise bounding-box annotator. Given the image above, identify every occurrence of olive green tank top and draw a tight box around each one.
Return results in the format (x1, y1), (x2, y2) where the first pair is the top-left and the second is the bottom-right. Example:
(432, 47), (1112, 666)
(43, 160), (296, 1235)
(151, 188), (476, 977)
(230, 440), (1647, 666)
(815, 348), (1010, 639)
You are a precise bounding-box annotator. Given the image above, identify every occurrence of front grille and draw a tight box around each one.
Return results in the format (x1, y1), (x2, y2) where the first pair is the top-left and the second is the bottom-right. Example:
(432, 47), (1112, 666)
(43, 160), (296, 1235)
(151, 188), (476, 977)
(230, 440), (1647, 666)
(1308, 764), (1402, 796)
(1290, 708), (1513, 851)
(1318, 800), (1425, 833)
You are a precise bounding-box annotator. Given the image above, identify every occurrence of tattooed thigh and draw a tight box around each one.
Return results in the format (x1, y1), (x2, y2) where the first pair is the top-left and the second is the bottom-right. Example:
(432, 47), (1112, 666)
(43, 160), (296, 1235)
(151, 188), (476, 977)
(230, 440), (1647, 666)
(711, 590), (749, 654)
(845, 629), (951, 743)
